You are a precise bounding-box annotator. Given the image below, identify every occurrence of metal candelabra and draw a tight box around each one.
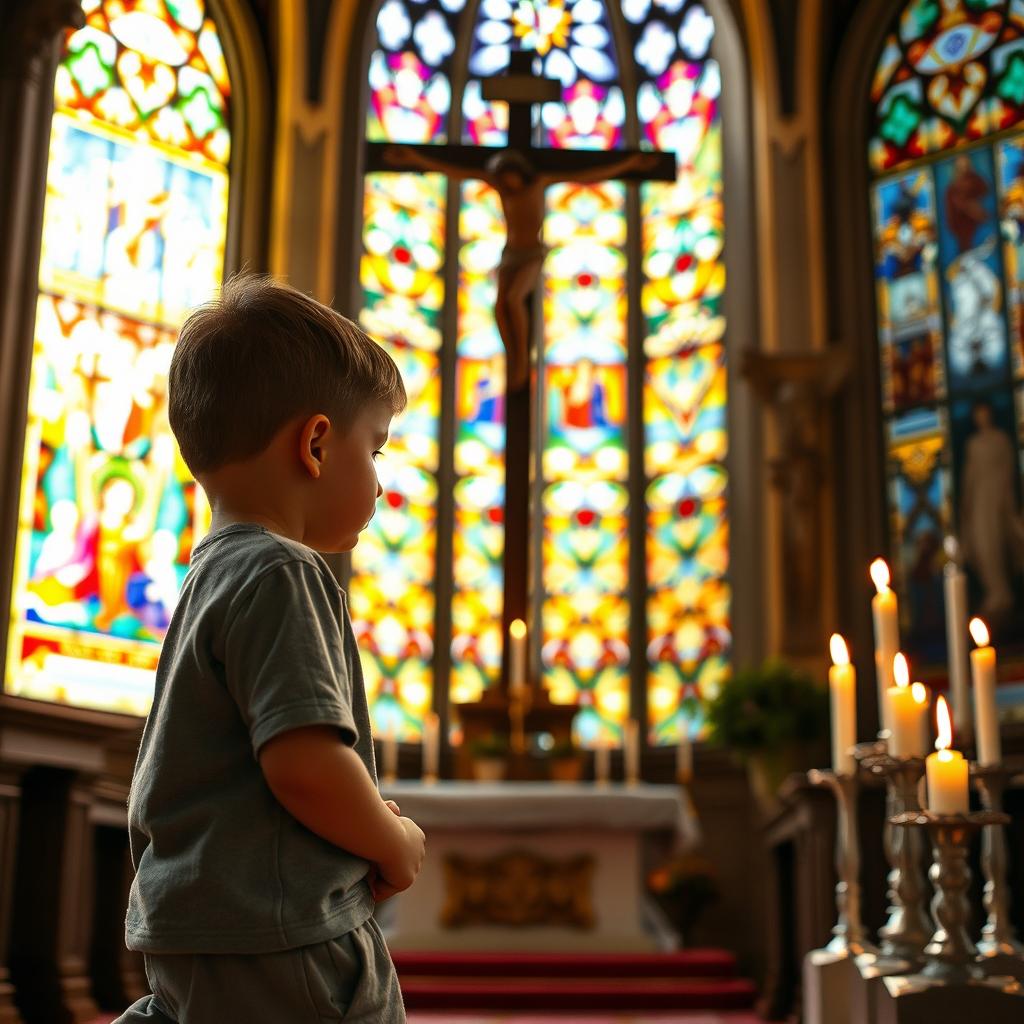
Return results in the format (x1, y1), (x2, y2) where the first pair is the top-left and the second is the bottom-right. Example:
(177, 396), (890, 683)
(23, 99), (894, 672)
(857, 748), (932, 962)
(893, 810), (1009, 985)
(808, 768), (873, 955)
(971, 765), (1024, 960)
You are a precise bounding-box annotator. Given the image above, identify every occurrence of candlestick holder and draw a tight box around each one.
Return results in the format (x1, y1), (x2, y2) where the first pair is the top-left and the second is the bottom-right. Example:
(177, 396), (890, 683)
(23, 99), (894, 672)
(508, 686), (531, 755)
(971, 765), (1024, 963)
(857, 748), (932, 962)
(808, 768), (873, 955)
(892, 810), (1009, 985)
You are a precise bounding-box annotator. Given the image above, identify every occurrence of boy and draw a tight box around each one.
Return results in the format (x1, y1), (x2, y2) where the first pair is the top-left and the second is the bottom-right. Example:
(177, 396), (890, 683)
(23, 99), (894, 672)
(115, 275), (424, 1023)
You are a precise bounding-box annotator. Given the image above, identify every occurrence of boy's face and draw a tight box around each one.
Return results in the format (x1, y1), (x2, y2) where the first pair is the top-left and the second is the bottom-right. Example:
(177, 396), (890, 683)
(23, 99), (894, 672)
(306, 400), (391, 552)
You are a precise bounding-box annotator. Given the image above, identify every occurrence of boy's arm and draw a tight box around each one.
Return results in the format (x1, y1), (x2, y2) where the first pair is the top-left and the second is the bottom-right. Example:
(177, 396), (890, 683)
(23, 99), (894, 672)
(259, 725), (425, 890)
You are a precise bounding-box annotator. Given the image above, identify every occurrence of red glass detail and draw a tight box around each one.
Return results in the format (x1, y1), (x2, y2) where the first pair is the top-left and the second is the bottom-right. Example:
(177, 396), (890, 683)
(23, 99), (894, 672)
(393, 245), (412, 264)
(576, 509), (596, 526)
(386, 491), (403, 508)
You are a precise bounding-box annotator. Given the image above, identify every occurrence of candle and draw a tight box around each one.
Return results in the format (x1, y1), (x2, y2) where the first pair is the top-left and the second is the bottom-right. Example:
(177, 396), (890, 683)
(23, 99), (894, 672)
(624, 719), (640, 785)
(943, 538), (972, 740)
(594, 741), (611, 785)
(885, 653), (928, 757)
(382, 726), (398, 783)
(911, 683), (931, 757)
(970, 618), (1001, 766)
(926, 696), (969, 814)
(871, 558), (900, 733)
(509, 618), (527, 694)
(422, 711), (440, 781)
(828, 634), (857, 775)
(676, 724), (694, 784)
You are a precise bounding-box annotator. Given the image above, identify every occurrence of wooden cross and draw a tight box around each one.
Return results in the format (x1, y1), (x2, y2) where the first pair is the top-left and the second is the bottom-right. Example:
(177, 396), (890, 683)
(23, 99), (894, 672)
(367, 51), (676, 693)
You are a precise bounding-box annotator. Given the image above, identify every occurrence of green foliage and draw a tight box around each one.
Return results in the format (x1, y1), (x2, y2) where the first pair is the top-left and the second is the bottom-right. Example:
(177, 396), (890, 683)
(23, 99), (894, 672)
(468, 732), (509, 758)
(703, 659), (829, 760)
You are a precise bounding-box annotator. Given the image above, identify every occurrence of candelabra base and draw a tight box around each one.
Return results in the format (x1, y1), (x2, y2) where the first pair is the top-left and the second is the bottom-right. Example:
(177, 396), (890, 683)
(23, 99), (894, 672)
(852, 948), (917, 1024)
(977, 952), (1024, 982)
(878, 973), (1024, 1024)
(803, 948), (858, 1024)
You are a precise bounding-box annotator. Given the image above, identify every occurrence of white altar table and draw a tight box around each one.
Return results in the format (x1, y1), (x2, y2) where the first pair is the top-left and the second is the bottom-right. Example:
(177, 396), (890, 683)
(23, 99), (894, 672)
(377, 781), (699, 953)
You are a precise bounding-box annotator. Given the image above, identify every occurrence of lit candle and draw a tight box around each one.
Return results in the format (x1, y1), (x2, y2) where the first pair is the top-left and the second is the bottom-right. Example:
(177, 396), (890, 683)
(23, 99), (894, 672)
(871, 558), (900, 734)
(885, 653), (928, 757)
(624, 719), (640, 785)
(829, 634), (857, 776)
(970, 618), (1001, 766)
(382, 726), (398, 783)
(676, 725), (694, 784)
(943, 538), (972, 741)
(422, 711), (440, 781)
(509, 618), (527, 694)
(926, 696), (969, 814)
(912, 683), (932, 757)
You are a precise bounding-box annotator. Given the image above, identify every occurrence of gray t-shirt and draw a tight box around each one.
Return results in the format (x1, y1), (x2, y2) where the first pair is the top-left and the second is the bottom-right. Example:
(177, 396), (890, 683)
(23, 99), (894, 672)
(125, 523), (377, 954)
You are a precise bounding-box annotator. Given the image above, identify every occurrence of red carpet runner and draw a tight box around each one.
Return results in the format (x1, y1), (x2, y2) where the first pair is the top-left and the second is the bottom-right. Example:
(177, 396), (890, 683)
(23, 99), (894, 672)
(393, 949), (758, 1013)
(88, 950), (758, 1019)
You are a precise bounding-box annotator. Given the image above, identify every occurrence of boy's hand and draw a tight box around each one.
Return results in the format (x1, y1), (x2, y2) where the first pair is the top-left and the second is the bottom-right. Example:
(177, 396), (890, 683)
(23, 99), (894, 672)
(376, 816), (426, 897)
(370, 799), (406, 902)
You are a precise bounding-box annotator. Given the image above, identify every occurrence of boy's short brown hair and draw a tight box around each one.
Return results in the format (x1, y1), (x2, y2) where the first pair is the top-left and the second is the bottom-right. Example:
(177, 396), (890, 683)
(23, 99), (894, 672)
(168, 275), (406, 475)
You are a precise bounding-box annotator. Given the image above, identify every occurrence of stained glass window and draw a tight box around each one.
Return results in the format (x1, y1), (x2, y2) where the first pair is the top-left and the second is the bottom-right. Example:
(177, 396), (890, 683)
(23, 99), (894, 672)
(352, 0), (729, 746)
(870, 0), (1024, 684)
(3, 0), (231, 715)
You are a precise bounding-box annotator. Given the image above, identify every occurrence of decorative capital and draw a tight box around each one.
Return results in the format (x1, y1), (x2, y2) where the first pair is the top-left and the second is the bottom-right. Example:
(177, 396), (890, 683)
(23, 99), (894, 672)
(2, 0), (84, 84)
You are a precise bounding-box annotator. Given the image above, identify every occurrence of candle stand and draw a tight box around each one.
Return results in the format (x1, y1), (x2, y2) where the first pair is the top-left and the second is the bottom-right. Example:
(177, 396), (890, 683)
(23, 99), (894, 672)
(857, 748), (932, 963)
(808, 768), (872, 955)
(508, 686), (531, 757)
(873, 811), (1024, 1024)
(892, 810), (1008, 983)
(971, 765), (1024, 974)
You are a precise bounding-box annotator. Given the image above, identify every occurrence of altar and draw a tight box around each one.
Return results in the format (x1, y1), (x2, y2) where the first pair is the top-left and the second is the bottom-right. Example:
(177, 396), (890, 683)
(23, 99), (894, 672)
(377, 781), (700, 953)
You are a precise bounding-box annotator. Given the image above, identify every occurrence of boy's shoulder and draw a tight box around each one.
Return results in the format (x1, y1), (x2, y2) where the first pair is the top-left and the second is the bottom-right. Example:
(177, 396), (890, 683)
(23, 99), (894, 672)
(191, 524), (338, 596)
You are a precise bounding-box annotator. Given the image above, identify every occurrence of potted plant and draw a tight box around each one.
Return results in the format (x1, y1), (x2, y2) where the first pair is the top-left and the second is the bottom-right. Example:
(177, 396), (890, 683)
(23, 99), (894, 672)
(703, 659), (829, 814)
(545, 738), (584, 782)
(468, 732), (509, 781)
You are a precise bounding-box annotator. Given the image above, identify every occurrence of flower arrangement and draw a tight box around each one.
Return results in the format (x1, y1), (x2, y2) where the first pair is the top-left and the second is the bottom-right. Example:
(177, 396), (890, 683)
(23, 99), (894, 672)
(646, 854), (719, 944)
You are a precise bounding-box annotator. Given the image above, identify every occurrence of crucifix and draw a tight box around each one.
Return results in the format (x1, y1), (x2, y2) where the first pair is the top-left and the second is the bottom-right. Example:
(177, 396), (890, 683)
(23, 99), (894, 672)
(367, 51), (676, 697)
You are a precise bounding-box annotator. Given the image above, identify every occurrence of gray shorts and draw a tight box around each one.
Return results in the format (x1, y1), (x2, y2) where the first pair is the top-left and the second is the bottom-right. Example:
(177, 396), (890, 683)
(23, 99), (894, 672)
(114, 917), (405, 1023)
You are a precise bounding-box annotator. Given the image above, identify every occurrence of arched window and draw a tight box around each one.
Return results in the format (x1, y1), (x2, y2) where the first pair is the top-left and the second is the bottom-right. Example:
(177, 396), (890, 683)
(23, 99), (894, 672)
(870, 0), (1024, 673)
(3, 0), (236, 715)
(352, 0), (729, 747)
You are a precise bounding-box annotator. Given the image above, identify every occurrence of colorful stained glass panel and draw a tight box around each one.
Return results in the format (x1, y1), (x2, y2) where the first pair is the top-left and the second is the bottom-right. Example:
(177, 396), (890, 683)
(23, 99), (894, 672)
(5, 0), (229, 715)
(451, 180), (507, 705)
(354, 172), (446, 740)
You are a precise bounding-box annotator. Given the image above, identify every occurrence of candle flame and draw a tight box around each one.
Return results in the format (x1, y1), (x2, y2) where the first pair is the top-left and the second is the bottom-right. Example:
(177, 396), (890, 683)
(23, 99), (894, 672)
(969, 617), (990, 648)
(893, 652), (909, 689)
(870, 558), (891, 593)
(936, 695), (953, 752)
(911, 682), (928, 706)
(509, 618), (527, 639)
(829, 633), (850, 666)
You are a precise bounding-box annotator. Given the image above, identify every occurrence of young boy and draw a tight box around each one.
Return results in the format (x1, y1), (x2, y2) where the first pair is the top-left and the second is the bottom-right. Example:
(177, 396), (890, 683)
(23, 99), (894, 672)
(115, 275), (424, 1023)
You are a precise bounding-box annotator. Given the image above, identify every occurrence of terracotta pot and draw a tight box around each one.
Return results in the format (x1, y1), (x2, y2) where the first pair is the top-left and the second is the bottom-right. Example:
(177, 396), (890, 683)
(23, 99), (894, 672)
(746, 746), (809, 815)
(472, 757), (507, 782)
(549, 756), (584, 782)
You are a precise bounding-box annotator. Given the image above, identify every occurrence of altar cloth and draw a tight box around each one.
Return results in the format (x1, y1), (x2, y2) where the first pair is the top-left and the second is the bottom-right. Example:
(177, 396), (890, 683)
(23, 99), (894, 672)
(383, 781), (700, 853)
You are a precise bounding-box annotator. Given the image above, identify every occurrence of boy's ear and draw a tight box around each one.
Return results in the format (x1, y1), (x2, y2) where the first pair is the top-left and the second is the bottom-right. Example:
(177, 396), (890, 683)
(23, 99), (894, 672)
(298, 414), (331, 479)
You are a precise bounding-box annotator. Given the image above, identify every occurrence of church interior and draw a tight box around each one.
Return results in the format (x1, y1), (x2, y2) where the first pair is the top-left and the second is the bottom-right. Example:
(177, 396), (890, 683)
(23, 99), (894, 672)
(2, 0), (1024, 1021)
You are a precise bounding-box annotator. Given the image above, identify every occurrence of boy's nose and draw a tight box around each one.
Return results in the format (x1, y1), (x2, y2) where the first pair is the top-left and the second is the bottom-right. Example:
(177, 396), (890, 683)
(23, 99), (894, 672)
(376, 480), (383, 499)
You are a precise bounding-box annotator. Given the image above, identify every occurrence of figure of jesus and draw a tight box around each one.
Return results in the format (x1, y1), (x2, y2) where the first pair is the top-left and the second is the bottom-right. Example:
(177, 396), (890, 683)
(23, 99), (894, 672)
(384, 145), (657, 391)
